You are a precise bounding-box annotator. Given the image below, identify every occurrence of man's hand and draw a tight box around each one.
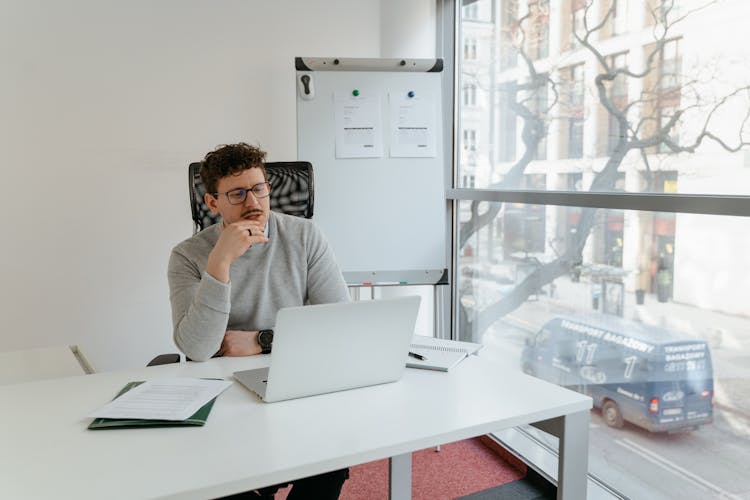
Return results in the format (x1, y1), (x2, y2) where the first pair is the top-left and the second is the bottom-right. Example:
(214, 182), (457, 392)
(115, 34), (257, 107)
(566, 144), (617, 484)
(218, 330), (263, 357)
(206, 221), (268, 283)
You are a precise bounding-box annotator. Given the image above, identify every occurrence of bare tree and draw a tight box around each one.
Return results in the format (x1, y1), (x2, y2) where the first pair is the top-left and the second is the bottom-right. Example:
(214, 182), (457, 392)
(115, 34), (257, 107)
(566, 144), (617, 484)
(458, 0), (750, 339)
(460, 2), (561, 250)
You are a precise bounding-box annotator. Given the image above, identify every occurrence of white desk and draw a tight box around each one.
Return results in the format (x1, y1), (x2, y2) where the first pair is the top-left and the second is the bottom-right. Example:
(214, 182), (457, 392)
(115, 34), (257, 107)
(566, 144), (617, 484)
(0, 354), (591, 500)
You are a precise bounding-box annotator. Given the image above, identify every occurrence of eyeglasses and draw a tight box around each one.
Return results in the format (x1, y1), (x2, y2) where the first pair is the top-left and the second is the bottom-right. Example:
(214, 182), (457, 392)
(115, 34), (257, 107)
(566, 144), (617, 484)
(213, 182), (271, 205)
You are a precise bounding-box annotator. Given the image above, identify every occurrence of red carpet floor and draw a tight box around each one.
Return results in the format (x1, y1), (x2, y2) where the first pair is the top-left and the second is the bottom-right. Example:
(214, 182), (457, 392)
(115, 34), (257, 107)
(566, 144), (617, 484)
(274, 437), (526, 500)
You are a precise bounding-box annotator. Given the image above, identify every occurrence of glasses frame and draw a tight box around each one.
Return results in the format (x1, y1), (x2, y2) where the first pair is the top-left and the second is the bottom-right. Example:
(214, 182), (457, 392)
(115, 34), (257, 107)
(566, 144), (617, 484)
(212, 182), (271, 205)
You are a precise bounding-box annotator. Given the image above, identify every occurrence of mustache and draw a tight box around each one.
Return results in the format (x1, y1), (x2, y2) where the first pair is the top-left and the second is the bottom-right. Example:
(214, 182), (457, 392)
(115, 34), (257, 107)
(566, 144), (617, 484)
(241, 209), (264, 218)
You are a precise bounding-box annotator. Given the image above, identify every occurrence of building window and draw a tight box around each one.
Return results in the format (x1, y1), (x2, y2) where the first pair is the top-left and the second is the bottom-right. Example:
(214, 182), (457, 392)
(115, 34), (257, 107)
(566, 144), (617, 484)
(463, 129), (477, 152)
(499, 0), (519, 68)
(461, 174), (476, 188)
(463, 84), (477, 107)
(559, 173), (584, 257)
(463, 38), (478, 60)
(659, 0), (683, 23)
(659, 38), (681, 91)
(528, 76), (548, 161)
(503, 174), (547, 255)
(611, 0), (628, 35)
(607, 52), (629, 154)
(498, 82), (518, 162)
(657, 38), (681, 153)
(565, 64), (585, 159)
(592, 174), (626, 268)
(526, 0), (549, 60)
(571, 0), (586, 49)
(463, 2), (479, 21)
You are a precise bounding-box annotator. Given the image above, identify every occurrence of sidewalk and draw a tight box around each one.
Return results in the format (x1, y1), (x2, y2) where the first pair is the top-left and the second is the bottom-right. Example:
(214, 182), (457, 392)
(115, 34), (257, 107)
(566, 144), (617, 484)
(503, 275), (750, 418)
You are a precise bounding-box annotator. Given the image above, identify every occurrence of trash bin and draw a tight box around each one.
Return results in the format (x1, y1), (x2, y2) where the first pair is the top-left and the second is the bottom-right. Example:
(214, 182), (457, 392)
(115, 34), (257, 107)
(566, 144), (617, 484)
(635, 289), (645, 305)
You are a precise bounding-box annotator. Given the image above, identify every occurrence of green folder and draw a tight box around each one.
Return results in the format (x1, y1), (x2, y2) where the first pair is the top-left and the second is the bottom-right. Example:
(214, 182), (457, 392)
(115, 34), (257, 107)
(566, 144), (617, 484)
(88, 381), (217, 430)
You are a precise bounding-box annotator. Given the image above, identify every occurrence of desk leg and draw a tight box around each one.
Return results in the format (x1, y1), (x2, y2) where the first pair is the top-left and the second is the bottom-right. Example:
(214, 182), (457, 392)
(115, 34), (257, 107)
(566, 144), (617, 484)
(389, 453), (412, 500)
(533, 409), (589, 500)
(557, 410), (589, 500)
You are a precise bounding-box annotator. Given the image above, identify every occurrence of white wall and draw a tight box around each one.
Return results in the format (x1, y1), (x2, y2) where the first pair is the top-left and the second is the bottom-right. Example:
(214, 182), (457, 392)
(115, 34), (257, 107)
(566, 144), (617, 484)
(0, 0), (390, 371)
(380, 0), (436, 58)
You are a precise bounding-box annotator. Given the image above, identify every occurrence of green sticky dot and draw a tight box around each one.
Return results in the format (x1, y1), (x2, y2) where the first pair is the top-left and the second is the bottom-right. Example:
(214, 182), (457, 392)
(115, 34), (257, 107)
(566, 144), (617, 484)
(352, 89), (360, 96)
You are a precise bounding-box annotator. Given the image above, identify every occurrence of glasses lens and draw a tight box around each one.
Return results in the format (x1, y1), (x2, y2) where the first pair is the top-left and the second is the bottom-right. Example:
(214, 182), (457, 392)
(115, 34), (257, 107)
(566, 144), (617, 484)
(226, 189), (247, 204)
(252, 182), (270, 198)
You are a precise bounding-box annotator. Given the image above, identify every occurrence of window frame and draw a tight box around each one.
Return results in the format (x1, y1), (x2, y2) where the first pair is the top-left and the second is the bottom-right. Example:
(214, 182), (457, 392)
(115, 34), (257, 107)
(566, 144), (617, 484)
(439, 0), (750, 496)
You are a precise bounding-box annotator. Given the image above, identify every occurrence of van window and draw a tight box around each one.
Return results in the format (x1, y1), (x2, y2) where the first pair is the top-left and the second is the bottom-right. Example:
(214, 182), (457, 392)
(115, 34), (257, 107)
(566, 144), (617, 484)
(535, 328), (551, 347)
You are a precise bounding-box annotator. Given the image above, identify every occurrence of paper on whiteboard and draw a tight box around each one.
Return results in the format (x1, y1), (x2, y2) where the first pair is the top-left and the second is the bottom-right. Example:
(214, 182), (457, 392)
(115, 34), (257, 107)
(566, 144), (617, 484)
(88, 378), (232, 421)
(334, 93), (384, 158)
(389, 92), (436, 158)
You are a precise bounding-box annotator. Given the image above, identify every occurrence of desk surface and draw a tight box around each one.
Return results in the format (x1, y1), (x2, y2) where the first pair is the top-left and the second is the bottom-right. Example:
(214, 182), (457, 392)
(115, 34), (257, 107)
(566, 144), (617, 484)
(0, 354), (591, 500)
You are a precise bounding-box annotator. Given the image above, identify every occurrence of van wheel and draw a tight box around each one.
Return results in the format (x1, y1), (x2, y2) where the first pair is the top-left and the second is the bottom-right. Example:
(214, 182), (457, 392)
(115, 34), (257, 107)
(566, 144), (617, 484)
(602, 400), (624, 428)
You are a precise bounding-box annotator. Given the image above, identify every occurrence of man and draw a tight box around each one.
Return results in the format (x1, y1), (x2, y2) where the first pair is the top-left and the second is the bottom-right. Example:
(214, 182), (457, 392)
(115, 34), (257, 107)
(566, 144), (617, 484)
(168, 143), (350, 499)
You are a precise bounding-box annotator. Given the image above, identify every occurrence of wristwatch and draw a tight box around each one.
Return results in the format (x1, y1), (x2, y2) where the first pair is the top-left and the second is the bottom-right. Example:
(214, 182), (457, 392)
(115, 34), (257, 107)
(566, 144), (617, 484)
(257, 329), (274, 354)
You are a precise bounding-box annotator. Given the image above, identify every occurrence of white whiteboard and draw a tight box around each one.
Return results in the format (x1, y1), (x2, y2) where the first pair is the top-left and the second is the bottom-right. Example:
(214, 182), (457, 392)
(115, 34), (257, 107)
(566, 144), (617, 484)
(296, 58), (446, 284)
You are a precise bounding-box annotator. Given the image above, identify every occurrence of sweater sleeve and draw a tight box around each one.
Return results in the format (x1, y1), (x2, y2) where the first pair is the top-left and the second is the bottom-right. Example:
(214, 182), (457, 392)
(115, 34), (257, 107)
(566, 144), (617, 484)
(305, 224), (351, 305)
(167, 249), (231, 361)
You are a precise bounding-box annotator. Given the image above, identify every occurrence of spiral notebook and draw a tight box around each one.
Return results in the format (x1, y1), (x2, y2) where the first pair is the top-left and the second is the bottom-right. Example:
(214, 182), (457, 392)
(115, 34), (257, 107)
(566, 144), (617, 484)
(405, 335), (482, 372)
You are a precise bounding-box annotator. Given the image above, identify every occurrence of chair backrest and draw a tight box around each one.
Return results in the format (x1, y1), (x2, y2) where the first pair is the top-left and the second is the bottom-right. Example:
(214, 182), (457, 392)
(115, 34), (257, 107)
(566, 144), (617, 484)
(188, 161), (314, 233)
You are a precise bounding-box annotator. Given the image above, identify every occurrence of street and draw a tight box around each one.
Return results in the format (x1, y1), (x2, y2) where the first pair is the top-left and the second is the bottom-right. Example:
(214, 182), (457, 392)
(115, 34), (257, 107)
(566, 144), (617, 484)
(479, 311), (750, 500)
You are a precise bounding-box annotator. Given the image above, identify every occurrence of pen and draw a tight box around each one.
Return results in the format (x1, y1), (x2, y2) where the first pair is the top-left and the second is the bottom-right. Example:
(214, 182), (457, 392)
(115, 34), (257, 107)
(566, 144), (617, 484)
(408, 351), (427, 361)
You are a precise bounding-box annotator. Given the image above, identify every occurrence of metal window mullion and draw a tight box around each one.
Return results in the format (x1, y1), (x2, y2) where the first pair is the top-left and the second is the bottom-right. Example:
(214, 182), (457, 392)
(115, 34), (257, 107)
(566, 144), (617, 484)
(438, 0), (461, 342)
(447, 188), (750, 217)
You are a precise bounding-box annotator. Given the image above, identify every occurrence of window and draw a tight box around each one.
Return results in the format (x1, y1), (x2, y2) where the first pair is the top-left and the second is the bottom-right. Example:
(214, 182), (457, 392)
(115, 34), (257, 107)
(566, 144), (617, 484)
(463, 38), (478, 60)
(528, 75), (548, 161)
(570, 0), (586, 49)
(497, 82), (517, 162)
(499, 0), (519, 69)
(526, 1), (549, 60)
(502, 174), (547, 255)
(564, 64), (585, 159)
(592, 174), (626, 268)
(463, 83), (477, 107)
(659, 38), (681, 92)
(611, 0), (629, 35)
(463, 2), (479, 21)
(463, 128), (477, 152)
(607, 52), (629, 154)
(658, 0), (683, 23)
(557, 173), (583, 257)
(454, 1), (750, 498)
(657, 38), (681, 153)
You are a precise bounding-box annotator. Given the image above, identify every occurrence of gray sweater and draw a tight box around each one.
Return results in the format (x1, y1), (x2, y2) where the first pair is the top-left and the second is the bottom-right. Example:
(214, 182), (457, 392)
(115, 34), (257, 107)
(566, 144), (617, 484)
(168, 211), (350, 361)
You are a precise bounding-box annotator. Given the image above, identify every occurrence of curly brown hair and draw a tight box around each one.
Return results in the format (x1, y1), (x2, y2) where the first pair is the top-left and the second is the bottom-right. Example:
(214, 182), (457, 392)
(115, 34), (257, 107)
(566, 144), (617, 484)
(200, 143), (267, 194)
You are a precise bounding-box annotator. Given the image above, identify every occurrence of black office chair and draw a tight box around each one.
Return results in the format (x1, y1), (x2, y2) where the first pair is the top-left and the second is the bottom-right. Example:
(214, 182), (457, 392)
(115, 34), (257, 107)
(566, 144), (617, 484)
(189, 160), (314, 233)
(148, 161), (315, 366)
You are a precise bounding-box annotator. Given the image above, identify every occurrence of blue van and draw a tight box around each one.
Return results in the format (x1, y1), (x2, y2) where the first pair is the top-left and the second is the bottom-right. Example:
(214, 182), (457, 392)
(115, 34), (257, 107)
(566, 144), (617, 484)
(521, 315), (714, 432)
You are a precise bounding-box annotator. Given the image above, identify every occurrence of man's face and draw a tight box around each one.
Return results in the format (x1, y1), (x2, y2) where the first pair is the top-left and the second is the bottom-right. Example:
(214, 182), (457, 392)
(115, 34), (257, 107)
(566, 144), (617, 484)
(205, 167), (270, 229)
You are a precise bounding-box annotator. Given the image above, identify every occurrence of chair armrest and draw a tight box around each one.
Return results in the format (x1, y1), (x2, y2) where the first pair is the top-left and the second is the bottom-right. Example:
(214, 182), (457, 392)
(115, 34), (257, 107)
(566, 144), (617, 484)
(147, 353), (181, 366)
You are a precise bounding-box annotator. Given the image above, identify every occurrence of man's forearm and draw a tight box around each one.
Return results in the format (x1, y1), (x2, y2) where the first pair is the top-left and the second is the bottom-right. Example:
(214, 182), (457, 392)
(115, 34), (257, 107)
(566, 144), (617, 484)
(170, 271), (232, 361)
(173, 302), (228, 361)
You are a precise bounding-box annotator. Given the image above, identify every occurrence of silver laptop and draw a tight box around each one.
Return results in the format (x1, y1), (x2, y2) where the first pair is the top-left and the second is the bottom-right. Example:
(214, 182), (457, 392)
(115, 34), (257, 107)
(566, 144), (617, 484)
(233, 296), (421, 403)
